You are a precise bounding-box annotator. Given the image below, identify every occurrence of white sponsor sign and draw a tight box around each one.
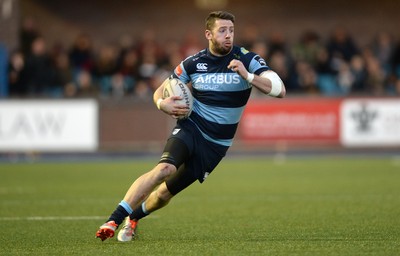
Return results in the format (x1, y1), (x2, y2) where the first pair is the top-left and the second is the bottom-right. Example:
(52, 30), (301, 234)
(0, 100), (98, 152)
(340, 99), (400, 147)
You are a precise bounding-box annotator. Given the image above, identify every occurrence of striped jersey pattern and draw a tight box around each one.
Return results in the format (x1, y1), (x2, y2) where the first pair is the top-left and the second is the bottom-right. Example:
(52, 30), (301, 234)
(173, 46), (270, 146)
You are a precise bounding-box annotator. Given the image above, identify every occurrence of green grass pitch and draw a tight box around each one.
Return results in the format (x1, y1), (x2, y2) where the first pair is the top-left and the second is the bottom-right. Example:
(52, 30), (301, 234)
(0, 156), (399, 255)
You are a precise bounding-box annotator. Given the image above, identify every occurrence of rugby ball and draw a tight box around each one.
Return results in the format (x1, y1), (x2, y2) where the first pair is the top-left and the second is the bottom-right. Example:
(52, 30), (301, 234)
(163, 78), (193, 119)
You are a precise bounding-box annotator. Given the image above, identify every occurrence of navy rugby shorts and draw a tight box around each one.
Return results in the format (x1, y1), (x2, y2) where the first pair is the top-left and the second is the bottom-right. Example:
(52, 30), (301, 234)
(160, 119), (229, 195)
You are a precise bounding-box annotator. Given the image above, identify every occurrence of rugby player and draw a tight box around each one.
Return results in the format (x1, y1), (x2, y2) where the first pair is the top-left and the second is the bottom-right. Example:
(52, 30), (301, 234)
(96, 10), (286, 242)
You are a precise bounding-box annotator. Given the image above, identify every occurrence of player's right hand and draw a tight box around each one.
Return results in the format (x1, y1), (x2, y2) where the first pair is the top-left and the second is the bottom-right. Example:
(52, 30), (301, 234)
(160, 96), (190, 118)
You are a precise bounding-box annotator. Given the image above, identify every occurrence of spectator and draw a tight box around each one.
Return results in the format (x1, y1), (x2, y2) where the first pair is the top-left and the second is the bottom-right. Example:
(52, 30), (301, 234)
(93, 44), (118, 95)
(349, 54), (368, 93)
(19, 16), (40, 57)
(110, 73), (132, 98)
(8, 50), (26, 96)
(327, 26), (359, 62)
(116, 48), (139, 94)
(138, 43), (159, 81)
(54, 51), (75, 94)
(65, 70), (98, 98)
(291, 30), (322, 67)
(315, 47), (334, 75)
(363, 48), (386, 95)
(116, 34), (135, 61)
(136, 29), (164, 63)
(336, 61), (354, 95)
(390, 41), (400, 78)
(267, 31), (287, 58)
(290, 60), (318, 94)
(314, 47), (339, 95)
(69, 33), (95, 76)
(133, 80), (152, 100)
(21, 36), (60, 96)
(267, 50), (290, 93)
(371, 32), (394, 74)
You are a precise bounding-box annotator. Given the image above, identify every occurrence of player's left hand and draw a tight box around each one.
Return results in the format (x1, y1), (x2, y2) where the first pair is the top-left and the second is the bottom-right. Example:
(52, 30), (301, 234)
(227, 59), (248, 79)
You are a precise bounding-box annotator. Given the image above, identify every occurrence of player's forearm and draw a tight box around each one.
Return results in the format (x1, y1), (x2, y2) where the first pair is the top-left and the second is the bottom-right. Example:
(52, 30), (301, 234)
(250, 71), (286, 98)
(153, 78), (169, 107)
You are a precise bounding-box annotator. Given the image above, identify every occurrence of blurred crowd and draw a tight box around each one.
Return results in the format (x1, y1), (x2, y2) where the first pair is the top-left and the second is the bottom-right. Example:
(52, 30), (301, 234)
(7, 17), (400, 99)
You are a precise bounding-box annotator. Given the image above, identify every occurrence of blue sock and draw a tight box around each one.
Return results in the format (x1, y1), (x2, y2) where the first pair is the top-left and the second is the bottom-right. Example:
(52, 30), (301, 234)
(107, 200), (133, 225)
(129, 202), (150, 221)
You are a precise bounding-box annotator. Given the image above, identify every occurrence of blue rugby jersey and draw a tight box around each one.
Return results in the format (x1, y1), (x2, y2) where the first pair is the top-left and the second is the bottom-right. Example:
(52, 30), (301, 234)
(172, 45), (270, 147)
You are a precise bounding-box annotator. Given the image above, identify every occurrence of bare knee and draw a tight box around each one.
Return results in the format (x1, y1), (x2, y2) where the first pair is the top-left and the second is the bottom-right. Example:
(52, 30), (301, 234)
(154, 163), (176, 183)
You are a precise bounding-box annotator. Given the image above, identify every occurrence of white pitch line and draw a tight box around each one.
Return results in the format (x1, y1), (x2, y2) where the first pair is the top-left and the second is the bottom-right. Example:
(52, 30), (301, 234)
(0, 216), (107, 221)
(0, 215), (158, 221)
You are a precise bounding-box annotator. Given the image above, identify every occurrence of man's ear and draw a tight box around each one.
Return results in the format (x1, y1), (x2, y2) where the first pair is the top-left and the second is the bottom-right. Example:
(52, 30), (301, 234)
(205, 30), (212, 40)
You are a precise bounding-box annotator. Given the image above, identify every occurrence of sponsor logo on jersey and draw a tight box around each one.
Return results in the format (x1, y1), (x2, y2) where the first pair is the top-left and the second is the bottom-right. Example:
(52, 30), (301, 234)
(233, 53), (241, 59)
(196, 63), (208, 72)
(195, 84), (221, 90)
(254, 55), (267, 66)
(194, 73), (241, 85)
(203, 172), (210, 181)
(240, 47), (249, 55)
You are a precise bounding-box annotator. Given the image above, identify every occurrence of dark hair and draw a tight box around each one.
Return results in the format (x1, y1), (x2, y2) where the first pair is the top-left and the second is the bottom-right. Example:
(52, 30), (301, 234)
(205, 11), (235, 30)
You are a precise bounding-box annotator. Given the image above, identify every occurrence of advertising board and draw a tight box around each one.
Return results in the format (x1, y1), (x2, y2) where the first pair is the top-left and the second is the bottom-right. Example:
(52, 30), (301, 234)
(0, 100), (98, 151)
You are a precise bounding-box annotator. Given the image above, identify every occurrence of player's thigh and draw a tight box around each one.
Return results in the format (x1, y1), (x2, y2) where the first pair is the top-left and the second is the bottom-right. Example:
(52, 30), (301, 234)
(165, 163), (197, 196)
(159, 137), (191, 169)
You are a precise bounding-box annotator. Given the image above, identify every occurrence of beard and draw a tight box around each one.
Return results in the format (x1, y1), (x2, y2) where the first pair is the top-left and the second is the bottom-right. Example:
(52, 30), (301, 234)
(210, 38), (232, 56)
